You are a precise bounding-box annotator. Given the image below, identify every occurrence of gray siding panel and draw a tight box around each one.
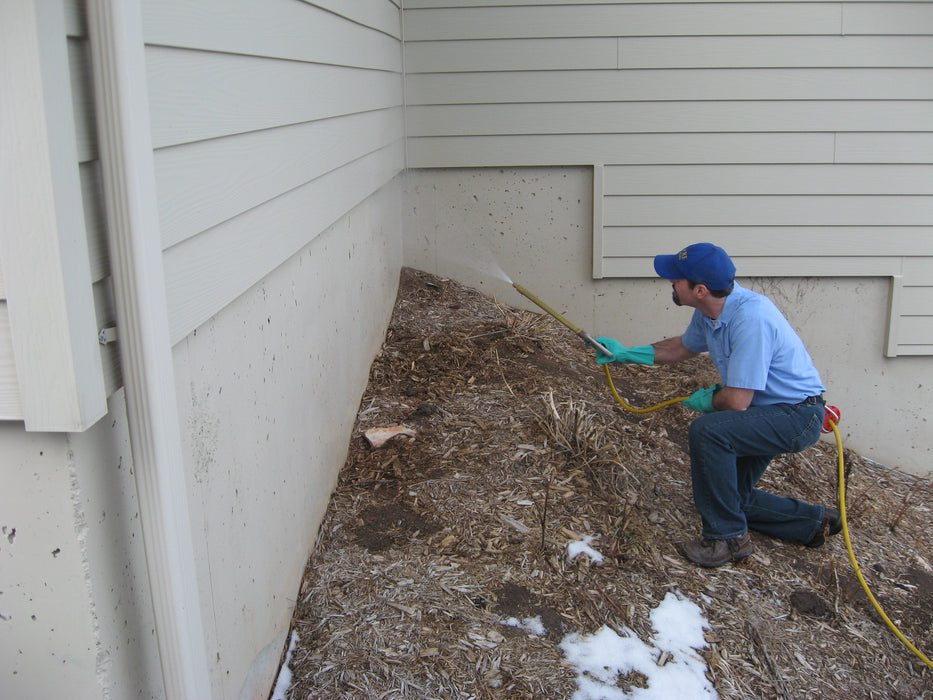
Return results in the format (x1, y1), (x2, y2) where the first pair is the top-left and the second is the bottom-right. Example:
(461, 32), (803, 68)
(404, 4), (842, 39)
(407, 68), (933, 104)
(601, 228), (933, 258)
(143, 0), (402, 70)
(408, 101), (933, 136)
(843, 2), (933, 33)
(836, 133), (933, 163)
(406, 36), (933, 72)
(147, 47), (403, 149)
(603, 195), (933, 227)
(900, 285), (933, 317)
(619, 36), (933, 69)
(601, 256), (904, 279)
(405, 38), (617, 72)
(604, 164), (933, 196)
(892, 259), (933, 354)
(407, 132), (836, 167)
(164, 141), (404, 344)
(156, 107), (404, 248)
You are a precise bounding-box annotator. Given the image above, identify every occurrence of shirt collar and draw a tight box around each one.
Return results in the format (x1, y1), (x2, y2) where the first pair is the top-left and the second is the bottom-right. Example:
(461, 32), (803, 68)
(704, 281), (745, 328)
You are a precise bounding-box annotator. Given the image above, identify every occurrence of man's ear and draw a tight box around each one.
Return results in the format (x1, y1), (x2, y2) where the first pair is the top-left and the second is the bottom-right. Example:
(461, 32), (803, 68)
(693, 283), (709, 299)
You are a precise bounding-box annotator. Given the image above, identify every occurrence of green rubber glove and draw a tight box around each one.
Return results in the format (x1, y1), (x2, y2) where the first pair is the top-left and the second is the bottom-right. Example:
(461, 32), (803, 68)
(683, 384), (722, 414)
(594, 337), (655, 365)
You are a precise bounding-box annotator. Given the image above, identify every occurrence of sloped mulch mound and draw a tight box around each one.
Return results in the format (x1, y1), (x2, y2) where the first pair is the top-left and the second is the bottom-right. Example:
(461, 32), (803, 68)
(285, 268), (932, 699)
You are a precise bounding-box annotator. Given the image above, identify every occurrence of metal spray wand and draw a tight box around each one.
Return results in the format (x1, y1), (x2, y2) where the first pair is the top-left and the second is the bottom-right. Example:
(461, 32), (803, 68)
(512, 283), (612, 359)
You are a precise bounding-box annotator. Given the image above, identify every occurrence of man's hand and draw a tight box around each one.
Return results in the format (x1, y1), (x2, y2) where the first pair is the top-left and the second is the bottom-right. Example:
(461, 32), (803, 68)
(684, 385), (754, 413)
(651, 336), (698, 365)
(593, 337), (655, 365)
(684, 384), (721, 413)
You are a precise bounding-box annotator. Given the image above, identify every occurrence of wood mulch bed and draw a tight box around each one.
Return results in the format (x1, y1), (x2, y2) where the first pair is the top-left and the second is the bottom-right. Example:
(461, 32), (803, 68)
(284, 268), (933, 699)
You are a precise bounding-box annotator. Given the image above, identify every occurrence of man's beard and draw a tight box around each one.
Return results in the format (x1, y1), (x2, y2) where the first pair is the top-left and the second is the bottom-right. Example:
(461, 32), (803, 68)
(672, 289), (683, 306)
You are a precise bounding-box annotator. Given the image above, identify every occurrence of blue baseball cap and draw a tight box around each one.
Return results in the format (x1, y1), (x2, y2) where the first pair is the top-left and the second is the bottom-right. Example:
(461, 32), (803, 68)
(653, 243), (736, 291)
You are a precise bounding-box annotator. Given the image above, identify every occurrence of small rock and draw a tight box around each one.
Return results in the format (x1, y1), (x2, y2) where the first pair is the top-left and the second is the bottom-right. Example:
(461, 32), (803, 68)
(486, 630), (505, 644)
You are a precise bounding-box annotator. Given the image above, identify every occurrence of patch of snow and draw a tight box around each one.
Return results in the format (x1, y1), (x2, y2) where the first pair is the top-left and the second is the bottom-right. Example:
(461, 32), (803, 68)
(502, 615), (546, 636)
(559, 591), (718, 700)
(567, 535), (605, 563)
(270, 630), (300, 700)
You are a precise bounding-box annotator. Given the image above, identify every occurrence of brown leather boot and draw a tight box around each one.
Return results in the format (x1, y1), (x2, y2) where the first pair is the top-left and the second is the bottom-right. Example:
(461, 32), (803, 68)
(805, 507), (843, 548)
(682, 532), (754, 568)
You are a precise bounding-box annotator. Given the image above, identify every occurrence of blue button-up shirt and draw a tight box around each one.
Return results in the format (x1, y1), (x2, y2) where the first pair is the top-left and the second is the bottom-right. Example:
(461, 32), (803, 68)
(681, 283), (826, 406)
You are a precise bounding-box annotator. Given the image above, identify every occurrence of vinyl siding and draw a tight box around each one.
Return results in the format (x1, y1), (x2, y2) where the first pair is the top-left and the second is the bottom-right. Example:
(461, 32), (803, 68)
(144, 0), (405, 344)
(403, 1), (933, 356)
(0, 0), (108, 429)
(1, 0), (404, 428)
(78, 0), (404, 346)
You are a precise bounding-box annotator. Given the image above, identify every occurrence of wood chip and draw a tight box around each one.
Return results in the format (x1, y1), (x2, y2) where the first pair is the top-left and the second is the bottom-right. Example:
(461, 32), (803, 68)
(364, 425), (416, 448)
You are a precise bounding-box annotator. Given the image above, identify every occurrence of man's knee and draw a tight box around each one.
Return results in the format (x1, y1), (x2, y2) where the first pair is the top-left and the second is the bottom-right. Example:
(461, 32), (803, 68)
(688, 413), (717, 447)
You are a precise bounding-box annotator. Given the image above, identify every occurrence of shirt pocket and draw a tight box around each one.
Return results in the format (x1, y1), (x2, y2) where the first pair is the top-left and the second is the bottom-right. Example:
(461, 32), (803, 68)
(710, 328), (732, 375)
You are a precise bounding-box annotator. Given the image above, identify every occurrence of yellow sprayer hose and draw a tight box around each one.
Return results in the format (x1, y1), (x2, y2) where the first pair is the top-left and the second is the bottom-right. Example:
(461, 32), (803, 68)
(602, 365), (933, 670)
(830, 419), (933, 670)
(603, 364), (690, 413)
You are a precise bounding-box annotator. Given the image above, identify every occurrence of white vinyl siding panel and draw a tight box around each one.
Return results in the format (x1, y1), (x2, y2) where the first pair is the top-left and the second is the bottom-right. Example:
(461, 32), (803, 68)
(408, 101), (933, 136)
(142, 0), (405, 344)
(143, 0), (402, 68)
(604, 196), (933, 227)
(146, 49), (402, 149)
(601, 257), (907, 279)
(619, 36), (933, 69)
(408, 69), (933, 104)
(601, 229), (933, 258)
(404, 4), (844, 39)
(406, 36), (933, 72)
(406, 38), (618, 73)
(604, 165), (933, 196)
(404, 1), (933, 356)
(156, 107), (404, 249)
(892, 258), (933, 355)
(408, 133), (837, 167)
(836, 134), (933, 163)
(165, 140), (404, 344)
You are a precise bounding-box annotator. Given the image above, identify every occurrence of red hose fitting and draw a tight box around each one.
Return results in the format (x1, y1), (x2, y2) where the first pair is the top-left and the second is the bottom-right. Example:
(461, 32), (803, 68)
(822, 405), (841, 433)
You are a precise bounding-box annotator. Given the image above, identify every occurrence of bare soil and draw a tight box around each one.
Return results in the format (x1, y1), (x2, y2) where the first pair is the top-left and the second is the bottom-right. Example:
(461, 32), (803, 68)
(286, 268), (933, 699)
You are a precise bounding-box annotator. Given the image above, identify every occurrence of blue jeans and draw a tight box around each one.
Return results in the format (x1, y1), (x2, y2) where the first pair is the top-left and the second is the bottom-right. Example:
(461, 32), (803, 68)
(688, 402), (826, 543)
